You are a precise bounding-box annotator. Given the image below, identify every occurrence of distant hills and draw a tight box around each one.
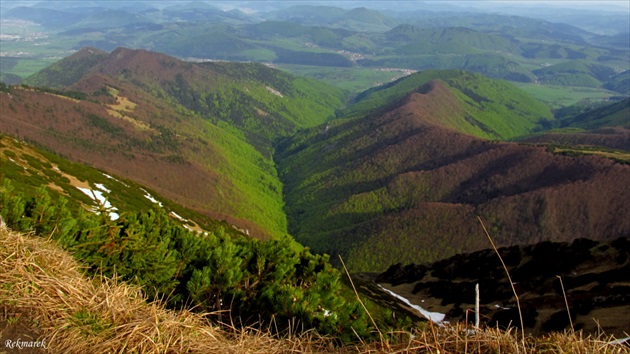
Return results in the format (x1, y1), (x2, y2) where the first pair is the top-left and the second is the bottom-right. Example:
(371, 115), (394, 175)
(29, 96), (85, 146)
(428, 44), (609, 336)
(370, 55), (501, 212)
(263, 5), (401, 32)
(1, 2), (628, 96)
(1, 48), (628, 274)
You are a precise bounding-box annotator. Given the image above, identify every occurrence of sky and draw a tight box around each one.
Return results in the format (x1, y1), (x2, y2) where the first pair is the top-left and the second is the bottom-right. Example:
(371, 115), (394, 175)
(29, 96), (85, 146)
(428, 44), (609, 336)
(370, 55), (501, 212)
(0, 0), (628, 12)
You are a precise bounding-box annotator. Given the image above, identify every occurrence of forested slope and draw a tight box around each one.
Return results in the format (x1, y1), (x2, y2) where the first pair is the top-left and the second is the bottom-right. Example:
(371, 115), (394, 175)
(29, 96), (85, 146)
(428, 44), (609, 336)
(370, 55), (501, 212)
(277, 72), (629, 272)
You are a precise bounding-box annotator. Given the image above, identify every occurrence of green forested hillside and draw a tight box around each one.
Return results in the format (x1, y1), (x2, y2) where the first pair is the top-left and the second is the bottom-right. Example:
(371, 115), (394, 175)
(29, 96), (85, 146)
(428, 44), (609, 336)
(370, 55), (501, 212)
(22, 47), (109, 88)
(1, 48), (347, 240)
(604, 71), (630, 95)
(555, 98), (630, 129)
(533, 61), (617, 87)
(276, 71), (628, 271)
(342, 70), (552, 139)
(264, 5), (400, 32)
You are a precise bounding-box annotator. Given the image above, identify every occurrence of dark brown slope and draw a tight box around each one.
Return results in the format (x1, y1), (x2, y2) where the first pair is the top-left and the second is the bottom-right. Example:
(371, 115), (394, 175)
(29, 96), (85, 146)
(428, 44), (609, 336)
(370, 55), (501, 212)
(278, 80), (630, 272)
(375, 238), (630, 337)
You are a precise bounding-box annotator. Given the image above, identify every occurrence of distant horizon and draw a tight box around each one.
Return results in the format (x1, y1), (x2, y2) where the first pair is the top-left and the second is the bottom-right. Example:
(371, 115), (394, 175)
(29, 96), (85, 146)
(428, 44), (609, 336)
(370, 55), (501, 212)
(0, 0), (629, 11)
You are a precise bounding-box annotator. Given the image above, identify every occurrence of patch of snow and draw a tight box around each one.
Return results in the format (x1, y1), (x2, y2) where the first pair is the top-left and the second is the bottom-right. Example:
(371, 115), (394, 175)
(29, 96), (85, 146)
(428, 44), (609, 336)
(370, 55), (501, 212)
(76, 186), (119, 221)
(170, 211), (188, 222)
(142, 189), (163, 207)
(102, 172), (129, 187)
(94, 183), (111, 193)
(378, 285), (445, 323)
(610, 336), (630, 345)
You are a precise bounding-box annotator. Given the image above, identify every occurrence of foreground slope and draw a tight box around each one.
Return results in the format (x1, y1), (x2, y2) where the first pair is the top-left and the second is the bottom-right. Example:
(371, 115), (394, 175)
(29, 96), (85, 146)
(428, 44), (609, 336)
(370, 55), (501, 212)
(1, 48), (346, 239)
(1, 227), (625, 353)
(0, 134), (233, 233)
(277, 71), (630, 271)
(376, 238), (630, 337)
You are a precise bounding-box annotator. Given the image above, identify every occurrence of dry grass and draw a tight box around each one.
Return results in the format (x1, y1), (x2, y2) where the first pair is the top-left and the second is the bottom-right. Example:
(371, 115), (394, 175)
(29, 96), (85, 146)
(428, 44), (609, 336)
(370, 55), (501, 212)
(0, 226), (627, 354)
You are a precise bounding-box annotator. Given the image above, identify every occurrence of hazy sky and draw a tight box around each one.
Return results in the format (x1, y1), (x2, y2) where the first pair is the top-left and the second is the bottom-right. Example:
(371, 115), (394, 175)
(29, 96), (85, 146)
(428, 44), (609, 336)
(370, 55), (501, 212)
(0, 0), (628, 12)
(443, 0), (629, 9)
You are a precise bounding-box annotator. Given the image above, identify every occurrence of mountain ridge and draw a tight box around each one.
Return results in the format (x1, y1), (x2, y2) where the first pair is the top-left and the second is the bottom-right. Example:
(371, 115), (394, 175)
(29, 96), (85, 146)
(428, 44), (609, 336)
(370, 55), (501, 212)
(276, 71), (629, 271)
(3, 49), (629, 273)
(3, 47), (347, 240)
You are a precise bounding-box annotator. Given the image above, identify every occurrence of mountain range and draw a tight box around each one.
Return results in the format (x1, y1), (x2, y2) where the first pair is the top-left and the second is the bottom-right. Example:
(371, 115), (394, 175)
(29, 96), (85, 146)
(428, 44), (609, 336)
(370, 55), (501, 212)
(276, 71), (629, 271)
(1, 47), (628, 275)
(1, 2), (628, 98)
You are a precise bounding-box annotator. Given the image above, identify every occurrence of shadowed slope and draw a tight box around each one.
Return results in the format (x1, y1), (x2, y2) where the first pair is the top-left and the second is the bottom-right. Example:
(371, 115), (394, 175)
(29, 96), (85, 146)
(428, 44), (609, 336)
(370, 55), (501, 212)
(376, 238), (630, 337)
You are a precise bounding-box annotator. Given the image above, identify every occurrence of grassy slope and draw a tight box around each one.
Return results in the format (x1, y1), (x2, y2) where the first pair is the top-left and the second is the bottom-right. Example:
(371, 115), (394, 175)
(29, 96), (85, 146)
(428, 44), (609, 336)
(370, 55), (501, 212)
(514, 98), (630, 153)
(0, 134), (237, 235)
(342, 70), (552, 139)
(21, 47), (109, 88)
(556, 98), (630, 130)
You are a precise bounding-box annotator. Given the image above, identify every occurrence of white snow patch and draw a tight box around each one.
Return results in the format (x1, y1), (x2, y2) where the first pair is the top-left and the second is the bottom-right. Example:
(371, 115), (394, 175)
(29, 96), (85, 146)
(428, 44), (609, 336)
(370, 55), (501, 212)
(102, 172), (129, 186)
(378, 285), (445, 323)
(76, 186), (119, 221)
(610, 336), (630, 345)
(94, 183), (111, 193)
(170, 211), (188, 222)
(142, 189), (163, 207)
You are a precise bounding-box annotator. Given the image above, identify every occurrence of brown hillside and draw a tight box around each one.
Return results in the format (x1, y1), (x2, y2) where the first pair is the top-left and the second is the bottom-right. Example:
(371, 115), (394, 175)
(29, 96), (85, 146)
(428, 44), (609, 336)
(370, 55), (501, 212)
(281, 80), (630, 271)
(0, 84), (271, 239)
(72, 47), (221, 90)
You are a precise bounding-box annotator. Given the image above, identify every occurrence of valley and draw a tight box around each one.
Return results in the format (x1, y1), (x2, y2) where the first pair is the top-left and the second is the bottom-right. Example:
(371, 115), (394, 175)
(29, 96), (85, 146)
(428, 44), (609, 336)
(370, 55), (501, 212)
(0, 1), (629, 350)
